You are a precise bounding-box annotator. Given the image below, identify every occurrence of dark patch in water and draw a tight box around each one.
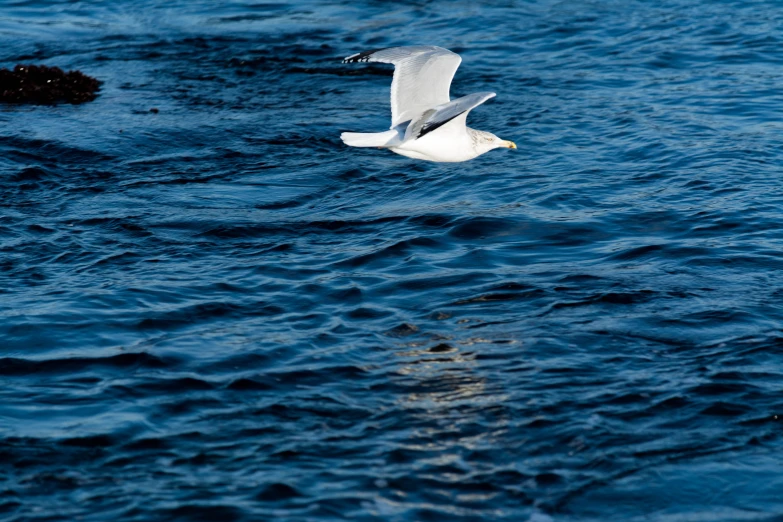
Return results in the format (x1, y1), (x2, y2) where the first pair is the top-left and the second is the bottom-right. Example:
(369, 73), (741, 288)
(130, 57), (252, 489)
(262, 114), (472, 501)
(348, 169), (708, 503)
(0, 64), (100, 104)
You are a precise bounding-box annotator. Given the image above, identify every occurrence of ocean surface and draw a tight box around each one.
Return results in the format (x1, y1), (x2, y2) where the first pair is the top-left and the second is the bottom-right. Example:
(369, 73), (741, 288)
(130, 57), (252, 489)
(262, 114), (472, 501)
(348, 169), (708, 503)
(2, 1), (783, 520)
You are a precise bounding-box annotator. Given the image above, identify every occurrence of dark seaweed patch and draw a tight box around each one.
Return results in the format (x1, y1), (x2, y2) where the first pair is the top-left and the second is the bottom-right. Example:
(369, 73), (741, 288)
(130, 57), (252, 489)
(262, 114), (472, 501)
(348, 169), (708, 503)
(0, 64), (100, 104)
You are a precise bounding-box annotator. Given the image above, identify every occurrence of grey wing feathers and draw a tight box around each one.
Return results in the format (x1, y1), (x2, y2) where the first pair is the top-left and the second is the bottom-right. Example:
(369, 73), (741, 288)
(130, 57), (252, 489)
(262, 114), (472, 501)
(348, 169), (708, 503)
(343, 46), (449, 64)
(343, 48), (390, 63)
(407, 92), (496, 140)
(342, 46), (462, 127)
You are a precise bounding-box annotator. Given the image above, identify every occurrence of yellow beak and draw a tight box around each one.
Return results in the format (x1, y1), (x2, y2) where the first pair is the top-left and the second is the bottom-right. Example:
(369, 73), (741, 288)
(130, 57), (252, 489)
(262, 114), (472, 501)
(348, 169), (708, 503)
(502, 140), (517, 149)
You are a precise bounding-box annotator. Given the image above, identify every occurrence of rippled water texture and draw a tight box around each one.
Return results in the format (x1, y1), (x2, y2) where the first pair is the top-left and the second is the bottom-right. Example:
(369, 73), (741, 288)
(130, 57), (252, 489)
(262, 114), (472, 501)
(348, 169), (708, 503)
(2, 1), (783, 520)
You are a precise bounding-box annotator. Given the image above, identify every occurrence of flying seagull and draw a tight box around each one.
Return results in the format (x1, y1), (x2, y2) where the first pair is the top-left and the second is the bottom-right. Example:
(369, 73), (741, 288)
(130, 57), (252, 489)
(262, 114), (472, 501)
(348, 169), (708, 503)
(340, 46), (516, 162)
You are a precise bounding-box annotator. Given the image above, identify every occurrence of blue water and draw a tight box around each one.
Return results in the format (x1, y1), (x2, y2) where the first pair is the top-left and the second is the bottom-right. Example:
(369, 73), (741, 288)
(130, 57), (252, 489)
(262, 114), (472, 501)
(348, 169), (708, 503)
(2, 1), (783, 520)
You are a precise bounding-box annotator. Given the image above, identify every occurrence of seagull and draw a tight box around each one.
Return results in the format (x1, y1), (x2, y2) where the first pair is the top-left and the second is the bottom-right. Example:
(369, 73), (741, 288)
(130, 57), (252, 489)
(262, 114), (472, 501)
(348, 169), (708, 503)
(340, 46), (516, 163)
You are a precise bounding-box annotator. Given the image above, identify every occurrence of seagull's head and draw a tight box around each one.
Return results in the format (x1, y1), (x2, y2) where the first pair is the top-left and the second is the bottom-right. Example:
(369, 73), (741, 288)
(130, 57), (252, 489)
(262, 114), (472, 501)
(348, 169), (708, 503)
(473, 130), (517, 155)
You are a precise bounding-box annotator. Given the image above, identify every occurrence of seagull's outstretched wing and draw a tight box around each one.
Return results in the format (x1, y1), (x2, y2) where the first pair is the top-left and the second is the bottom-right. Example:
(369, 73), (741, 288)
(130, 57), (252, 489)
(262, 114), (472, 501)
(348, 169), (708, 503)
(405, 92), (496, 141)
(343, 46), (462, 128)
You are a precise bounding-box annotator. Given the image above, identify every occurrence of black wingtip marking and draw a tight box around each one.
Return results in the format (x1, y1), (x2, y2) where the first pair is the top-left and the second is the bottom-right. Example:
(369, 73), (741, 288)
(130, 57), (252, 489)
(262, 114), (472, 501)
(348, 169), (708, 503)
(417, 110), (468, 139)
(342, 47), (390, 63)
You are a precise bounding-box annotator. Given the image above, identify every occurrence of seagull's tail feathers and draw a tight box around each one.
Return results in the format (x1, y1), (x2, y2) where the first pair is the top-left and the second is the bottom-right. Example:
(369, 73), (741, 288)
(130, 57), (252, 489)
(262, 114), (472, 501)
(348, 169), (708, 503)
(341, 130), (400, 148)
